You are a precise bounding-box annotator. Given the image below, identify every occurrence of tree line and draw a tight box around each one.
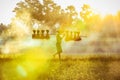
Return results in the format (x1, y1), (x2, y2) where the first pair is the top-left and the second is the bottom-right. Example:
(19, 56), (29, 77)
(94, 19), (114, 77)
(0, 0), (120, 38)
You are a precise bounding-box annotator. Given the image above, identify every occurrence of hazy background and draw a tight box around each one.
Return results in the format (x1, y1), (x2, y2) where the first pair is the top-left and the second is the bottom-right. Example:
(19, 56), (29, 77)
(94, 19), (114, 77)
(0, 0), (120, 54)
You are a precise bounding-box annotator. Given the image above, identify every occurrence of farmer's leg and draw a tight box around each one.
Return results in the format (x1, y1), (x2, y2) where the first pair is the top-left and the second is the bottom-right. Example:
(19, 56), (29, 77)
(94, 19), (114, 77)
(58, 53), (61, 60)
(53, 52), (58, 58)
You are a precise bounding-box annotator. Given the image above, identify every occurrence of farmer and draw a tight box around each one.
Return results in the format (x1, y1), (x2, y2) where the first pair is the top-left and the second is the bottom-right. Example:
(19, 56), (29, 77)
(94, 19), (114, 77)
(53, 31), (63, 60)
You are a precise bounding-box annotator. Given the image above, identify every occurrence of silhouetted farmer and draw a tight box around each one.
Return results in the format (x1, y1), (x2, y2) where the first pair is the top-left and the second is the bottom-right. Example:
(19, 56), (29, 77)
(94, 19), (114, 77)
(53, 31), (63, 60)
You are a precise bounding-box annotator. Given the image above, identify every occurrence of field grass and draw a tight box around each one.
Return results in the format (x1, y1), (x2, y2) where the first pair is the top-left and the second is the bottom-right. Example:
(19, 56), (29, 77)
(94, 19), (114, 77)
(0, 52), (120, 80)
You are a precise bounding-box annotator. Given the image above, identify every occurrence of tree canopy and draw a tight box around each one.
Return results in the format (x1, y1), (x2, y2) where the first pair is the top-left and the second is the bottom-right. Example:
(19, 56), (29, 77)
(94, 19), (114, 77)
(13, 0), (78, 31)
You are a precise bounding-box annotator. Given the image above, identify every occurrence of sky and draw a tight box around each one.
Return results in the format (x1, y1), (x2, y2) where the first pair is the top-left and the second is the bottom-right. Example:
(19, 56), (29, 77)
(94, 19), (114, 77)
(0, 0), (120, 24)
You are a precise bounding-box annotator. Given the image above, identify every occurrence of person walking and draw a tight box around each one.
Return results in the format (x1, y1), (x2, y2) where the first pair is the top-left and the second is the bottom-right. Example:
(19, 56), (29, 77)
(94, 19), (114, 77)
(53, 31), (63, 60)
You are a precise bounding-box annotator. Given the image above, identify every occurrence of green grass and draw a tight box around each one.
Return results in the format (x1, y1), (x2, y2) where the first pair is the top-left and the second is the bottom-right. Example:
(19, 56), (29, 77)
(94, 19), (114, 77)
(0, 48), (120, 80)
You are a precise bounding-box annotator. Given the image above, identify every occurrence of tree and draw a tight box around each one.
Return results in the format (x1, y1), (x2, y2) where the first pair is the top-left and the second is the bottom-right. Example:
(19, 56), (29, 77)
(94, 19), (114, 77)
(63, 6), (78, 26)
(13, 0), (43, 29)
(0, 23), (8, 34)
(13, 0), (78, 33)
(100, 14), (120, 38)
(80, 4), (101, 32)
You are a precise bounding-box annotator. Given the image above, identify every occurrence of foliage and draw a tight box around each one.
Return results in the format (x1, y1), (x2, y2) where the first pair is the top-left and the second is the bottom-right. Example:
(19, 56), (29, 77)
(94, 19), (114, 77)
(0, 23), (8, 34)
(13, 0), (78, 31)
